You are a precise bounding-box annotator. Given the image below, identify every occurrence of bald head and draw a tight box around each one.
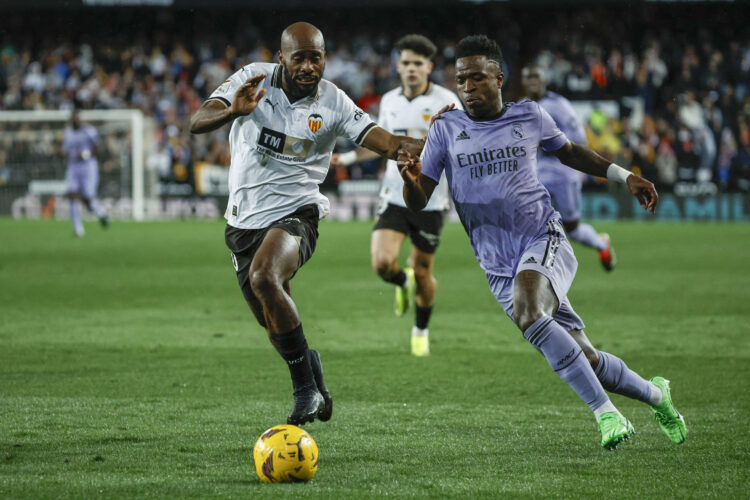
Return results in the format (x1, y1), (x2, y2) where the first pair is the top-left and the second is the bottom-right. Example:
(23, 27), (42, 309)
(281, 22), (325, 53)
(278, 22), (327, 101)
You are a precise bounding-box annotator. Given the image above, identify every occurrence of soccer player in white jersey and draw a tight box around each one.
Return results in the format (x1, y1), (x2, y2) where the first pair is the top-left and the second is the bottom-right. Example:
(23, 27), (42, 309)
(331, 35), (462, 357)
(190, 22), (423, 426)
(62, 109), (108, 237)
(398, 35), (686, 449)
(521, 64), (615, 271)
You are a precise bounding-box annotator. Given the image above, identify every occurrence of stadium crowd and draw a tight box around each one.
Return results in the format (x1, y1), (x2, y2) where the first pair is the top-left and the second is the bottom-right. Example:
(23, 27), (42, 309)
(0, 4), (748, 193)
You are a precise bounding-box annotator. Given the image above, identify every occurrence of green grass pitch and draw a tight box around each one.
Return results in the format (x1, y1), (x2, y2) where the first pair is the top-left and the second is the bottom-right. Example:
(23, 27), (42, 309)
(1, 217), (749, 498)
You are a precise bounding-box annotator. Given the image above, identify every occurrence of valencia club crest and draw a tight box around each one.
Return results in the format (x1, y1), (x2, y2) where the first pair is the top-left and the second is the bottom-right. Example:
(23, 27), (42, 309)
(308, 113), (323, 133)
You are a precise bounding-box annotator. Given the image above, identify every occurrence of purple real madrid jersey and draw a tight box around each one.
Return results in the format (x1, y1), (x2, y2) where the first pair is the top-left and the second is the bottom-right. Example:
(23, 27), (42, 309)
(420, 99), (570, 276)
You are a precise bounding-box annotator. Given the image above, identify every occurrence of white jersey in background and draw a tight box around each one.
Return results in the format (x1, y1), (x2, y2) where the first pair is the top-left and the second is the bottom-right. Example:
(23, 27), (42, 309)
(377, 83), (462, 212)
(209, 62), (376, 229)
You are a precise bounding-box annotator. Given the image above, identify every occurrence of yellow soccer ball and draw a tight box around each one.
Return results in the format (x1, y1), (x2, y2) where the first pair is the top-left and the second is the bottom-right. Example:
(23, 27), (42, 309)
(253, 425), (319, 483)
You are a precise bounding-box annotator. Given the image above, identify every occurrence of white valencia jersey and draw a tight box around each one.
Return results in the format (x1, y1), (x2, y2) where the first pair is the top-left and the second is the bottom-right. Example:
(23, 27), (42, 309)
(377, 83), (462, 211)
(209, 63), (376, 229)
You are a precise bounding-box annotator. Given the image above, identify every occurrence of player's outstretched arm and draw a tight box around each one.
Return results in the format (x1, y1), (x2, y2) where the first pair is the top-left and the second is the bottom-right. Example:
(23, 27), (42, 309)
(361, 127), (424, 161)
(553, 142), (658, 214)
(190, 74), (267, 134)
(330, 148), (381, 169)
(397, 149), (436, 211)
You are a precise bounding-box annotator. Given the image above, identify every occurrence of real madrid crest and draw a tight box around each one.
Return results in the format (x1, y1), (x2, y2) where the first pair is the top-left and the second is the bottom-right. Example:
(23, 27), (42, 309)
(511, 122), (524, 140)
(308, 113), (323, 133)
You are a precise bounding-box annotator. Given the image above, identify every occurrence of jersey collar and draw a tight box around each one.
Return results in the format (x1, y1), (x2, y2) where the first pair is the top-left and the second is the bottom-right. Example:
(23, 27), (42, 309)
(400, 81), (433, 102)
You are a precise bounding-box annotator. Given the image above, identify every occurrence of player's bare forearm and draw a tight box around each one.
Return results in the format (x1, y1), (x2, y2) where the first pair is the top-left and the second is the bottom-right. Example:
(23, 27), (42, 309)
(189, 100), (236, 134)
(403, 178), (429, 211)
(362, 127), (425, 160)
(553, 142), (611, 178)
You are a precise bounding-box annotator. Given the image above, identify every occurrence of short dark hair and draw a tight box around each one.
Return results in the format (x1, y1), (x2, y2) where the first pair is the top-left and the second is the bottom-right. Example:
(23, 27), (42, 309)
(395, 34), (438, 60)
(456, 35), (503, 68)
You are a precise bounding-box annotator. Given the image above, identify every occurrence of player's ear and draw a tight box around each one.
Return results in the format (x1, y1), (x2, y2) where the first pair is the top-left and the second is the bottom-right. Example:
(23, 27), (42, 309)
(277, 50), (284, 64)
(427, 61), (434, 73)
(497, 71), (504, 88)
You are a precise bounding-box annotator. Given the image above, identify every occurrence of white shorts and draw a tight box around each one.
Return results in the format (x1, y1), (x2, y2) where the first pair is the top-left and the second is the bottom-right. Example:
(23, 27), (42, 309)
(65, 164), (99, 200)
(487, 220), (585, 332)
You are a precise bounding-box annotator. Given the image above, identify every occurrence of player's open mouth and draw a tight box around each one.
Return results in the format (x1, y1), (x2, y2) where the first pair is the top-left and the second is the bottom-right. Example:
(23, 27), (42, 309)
(296, 77), (318, 87)
(465, 97), (480, 105)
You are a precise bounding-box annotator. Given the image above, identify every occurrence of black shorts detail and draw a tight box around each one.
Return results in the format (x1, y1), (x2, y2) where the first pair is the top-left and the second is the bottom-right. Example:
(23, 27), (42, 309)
(373, 203), (444, 254)
(225, 204), (320, 302)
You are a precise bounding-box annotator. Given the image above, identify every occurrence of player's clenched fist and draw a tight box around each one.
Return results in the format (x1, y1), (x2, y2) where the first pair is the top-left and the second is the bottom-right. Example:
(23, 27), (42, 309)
(230, 74), (267, 117)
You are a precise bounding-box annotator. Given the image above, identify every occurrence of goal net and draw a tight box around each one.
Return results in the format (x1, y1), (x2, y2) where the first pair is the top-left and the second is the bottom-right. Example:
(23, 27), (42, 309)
(0, 109), (151, 221)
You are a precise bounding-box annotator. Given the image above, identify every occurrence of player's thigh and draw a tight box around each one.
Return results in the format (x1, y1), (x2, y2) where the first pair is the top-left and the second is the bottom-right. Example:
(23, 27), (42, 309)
(513, 269), (559, 322)
(250, 228), (302, 283)
(81, 166), (100, 201)
(371, 229), (406, 268)
(65, 167), (82, 195)
(251, 204), (321, 283)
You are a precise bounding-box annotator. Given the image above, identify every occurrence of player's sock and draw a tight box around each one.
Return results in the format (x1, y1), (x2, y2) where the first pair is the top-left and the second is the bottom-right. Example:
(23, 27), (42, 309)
(415, 305), (432, 329)
(270, 324), (315, 391)
(568, 223), (607, 251)
(523, 316), (609, 412)
(89, 199), (107, 219)
(70, 200), (84, 236)
(595, 351), (661, 405)
(384, 269), (407, 287)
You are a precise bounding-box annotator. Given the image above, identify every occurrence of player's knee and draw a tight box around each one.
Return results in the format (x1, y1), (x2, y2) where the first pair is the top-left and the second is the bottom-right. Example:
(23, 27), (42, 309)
(412, 263), (432, 286)
(372, 255), (395, 278)
(249, 268), (281, 297)
(512, 303), (546, 333)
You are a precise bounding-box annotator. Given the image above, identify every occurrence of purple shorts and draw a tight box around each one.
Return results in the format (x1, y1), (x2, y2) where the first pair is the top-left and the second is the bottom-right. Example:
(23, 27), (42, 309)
(487, 220), (585, 332)
(65, 164), (99, 200)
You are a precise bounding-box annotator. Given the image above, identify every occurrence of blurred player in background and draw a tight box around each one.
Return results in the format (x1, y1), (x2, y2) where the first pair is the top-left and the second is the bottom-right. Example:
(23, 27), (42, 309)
(399, 35), (686, 449)
(190, 22), (423, 425)
(521, 65), (615, 271)
(331, 35), (462, 356)
(62, 109), (108, 237)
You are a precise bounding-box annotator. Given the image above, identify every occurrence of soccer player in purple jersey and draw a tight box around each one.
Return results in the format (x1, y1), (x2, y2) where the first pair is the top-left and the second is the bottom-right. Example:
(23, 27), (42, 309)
(398, 36), (686, 449)
(62, 109), (108, 237)
(521, 65), (615, 271)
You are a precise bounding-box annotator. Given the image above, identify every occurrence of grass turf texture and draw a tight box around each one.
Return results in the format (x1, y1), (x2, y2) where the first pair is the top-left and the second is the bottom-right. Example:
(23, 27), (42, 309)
(1, 218), (748, 498)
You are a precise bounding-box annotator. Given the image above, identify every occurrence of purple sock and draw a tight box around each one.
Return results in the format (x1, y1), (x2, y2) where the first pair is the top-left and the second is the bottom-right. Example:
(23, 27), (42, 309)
(524, 316), (609, 411)
(595, 351), (653, 403)
(568, 223), (607, 251)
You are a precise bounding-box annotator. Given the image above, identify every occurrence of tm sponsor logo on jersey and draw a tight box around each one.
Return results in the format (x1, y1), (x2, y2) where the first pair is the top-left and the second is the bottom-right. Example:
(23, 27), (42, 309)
(457, 146), (527, 179)
(256, 127), (313, 163)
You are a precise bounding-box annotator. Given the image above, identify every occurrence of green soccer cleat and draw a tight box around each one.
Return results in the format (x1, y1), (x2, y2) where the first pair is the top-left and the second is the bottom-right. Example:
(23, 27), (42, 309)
(394, 267), (415, 317)
(598, 412), (635, 450)
(650, 377), (687, 444)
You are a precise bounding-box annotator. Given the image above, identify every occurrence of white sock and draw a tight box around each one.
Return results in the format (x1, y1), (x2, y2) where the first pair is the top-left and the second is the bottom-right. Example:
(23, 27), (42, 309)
(593, 400), (619, 421)
(568, 223), (607, 251)
(411, 326), (428, 337)
(647, 382), (663, 406)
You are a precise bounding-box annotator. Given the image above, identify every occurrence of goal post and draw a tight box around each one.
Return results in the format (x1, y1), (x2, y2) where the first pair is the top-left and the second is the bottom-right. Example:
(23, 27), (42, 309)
(0, 109), (150, 221)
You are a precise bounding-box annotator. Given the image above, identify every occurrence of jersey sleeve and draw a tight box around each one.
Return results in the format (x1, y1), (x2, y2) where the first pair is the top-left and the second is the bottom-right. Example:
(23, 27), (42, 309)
(334, 88), (376, 145)
(208, 66), (252, 107)
(559, 101), (587, 145)
(420, 121), (447, 184)
(538, 103), (569, 152)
